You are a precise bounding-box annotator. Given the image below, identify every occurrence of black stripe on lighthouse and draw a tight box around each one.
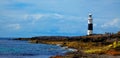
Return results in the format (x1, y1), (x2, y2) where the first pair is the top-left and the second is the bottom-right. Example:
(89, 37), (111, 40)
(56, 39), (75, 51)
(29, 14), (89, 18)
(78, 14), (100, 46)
(88, 24), (93, 30)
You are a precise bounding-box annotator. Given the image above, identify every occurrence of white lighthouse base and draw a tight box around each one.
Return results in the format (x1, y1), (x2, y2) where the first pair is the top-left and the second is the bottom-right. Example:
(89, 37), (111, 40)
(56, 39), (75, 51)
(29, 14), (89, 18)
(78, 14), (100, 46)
(87, 30), (93, 35)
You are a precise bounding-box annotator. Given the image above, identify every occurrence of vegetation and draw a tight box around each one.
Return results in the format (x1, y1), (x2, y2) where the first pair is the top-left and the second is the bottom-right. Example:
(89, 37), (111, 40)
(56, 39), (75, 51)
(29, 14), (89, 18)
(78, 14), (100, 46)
(14, 31), (120, 58)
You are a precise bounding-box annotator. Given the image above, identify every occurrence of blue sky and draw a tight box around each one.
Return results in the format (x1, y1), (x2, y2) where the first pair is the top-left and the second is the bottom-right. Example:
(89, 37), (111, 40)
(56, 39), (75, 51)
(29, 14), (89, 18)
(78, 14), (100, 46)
(0, 0), (120, 37)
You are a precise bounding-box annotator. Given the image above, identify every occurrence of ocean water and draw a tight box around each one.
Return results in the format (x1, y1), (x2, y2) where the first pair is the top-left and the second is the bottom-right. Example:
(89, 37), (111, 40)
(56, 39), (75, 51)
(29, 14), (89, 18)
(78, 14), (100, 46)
(0, 39), (67, 58)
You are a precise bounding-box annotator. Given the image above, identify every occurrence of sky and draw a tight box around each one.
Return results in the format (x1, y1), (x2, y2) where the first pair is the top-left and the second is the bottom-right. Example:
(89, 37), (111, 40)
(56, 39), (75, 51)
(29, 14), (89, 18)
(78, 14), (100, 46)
(0, 0), (120, 38)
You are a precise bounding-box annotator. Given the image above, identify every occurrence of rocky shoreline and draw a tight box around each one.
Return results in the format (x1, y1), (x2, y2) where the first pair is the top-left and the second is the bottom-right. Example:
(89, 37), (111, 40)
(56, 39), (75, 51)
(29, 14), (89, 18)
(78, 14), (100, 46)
(14, 31), (120, 58)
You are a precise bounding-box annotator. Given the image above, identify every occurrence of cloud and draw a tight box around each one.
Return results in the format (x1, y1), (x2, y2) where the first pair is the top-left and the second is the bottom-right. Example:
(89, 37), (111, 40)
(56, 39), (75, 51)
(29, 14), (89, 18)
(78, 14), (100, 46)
(101, 18), (120, 28)
(19, 13), (84, 34)
(23, 13), (82, 24)
(53, 13), (64, 18)
(23, 13), (63, 24)
(7, 24), (21, 30)
(24, 14), (44, 20)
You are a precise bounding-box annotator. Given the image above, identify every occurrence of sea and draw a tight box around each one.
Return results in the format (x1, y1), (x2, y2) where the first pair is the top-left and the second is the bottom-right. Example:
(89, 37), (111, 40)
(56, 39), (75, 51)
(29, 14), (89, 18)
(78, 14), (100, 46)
(0, 38), (68, 58)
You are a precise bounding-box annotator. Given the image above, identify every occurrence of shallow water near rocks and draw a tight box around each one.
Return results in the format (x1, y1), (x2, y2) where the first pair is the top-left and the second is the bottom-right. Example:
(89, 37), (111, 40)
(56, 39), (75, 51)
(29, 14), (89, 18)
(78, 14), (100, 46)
(0, 39), (67, 58)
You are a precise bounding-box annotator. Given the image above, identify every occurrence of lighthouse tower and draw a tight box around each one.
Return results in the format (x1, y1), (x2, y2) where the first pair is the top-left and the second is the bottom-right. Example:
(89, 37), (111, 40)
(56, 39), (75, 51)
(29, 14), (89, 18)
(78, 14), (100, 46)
(87, 13), (93, 35)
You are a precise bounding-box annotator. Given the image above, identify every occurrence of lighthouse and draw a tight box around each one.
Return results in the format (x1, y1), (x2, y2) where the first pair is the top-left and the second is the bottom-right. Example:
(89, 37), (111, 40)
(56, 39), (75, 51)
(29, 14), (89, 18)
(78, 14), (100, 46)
(87, 13), (93, 35)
